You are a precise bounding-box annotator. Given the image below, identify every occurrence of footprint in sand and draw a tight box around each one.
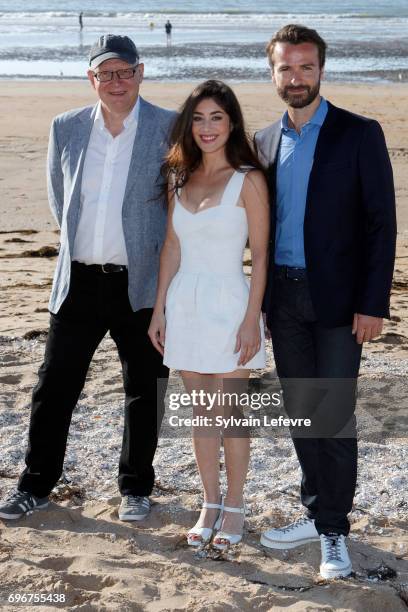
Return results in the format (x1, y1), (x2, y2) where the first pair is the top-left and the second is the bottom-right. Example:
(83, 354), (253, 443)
(0, 373), (23, 385)
(59, 571), (117, 592)
(36, 556), (76, 572)
(30, 555), (118, 592)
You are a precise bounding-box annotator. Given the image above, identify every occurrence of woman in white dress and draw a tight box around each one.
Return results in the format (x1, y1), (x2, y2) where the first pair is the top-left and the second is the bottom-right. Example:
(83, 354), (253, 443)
(148, 80), (269, 549)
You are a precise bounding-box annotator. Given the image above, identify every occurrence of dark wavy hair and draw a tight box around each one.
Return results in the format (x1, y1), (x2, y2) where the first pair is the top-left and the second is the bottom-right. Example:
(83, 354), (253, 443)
(163, 80), (264, 192)
(266, 24), (327, 69)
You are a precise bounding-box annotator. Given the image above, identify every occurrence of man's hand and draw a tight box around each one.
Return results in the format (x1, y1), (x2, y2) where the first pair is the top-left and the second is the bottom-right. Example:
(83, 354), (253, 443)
(352, 313), (383, 344)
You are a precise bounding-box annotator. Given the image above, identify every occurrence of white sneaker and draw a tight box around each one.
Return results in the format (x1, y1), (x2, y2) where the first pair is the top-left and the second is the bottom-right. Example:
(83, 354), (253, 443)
(260, 516), (319, 550)
(320, 533), (352, 579)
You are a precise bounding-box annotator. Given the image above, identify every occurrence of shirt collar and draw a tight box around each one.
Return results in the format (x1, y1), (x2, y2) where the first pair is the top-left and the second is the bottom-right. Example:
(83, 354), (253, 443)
(281, 96), (328, 133)
(94, 96), (141, 131)
(124, 96), (140, 128)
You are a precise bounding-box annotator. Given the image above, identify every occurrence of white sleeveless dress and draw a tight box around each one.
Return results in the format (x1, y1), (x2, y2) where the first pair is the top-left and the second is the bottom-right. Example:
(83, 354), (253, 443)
(163, 170), (266, 374)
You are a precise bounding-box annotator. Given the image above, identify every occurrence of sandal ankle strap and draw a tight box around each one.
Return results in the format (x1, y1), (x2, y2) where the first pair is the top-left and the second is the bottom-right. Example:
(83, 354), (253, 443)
(202, 495), (224, 511)
(223, 504), (245, 514)
(202, 502), (222, 509)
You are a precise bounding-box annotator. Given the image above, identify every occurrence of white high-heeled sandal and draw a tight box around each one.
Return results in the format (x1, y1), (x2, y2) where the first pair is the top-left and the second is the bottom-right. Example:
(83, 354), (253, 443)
(187, 497), (224, 547)
(212, 503), (245, 549)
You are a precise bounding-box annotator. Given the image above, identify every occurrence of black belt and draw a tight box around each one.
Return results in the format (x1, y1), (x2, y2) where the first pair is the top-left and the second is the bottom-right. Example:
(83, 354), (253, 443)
(72, 261), (127, 274)
(274, 265), (307, 281)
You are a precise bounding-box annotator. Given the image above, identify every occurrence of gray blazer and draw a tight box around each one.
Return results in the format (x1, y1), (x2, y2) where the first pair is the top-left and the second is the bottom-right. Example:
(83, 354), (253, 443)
(47, 96), (176, 314)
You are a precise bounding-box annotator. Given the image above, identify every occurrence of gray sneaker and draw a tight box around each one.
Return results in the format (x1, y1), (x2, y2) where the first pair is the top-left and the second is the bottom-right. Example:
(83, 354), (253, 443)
(0, 490), (49, 520)
(118, 495), (150, 521)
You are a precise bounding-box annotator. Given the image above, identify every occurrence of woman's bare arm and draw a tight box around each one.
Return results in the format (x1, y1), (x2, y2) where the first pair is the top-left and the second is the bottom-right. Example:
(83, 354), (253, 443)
(235, 169), (270, 366)
(148, 190), (181, 354)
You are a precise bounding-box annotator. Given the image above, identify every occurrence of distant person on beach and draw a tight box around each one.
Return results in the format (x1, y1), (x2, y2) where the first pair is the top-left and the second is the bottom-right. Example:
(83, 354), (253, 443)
(148, 80), (269, 549)
(255, 24), (396, 579)
(165, 20), (172, 47)
(0, 34), (176, 524)
(79, 12), (83, 31)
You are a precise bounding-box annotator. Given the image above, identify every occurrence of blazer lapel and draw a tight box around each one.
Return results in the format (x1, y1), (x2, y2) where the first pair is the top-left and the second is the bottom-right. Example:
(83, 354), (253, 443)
(306, 102), (341, 210)
(269, 125), (281, 198)
(267, 123), (282, 170)
(122, 97), (158, 212)
(67, 105), (96, 252)
(311, 102), (340, 167)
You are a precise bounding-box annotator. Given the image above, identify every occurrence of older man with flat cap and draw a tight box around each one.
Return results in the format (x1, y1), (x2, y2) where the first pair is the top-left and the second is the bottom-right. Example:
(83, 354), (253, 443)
(0, 34), (176, 522)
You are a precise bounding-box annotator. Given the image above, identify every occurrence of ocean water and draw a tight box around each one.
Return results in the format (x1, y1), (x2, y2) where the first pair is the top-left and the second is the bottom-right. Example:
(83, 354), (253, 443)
(0, 0), (407, 81)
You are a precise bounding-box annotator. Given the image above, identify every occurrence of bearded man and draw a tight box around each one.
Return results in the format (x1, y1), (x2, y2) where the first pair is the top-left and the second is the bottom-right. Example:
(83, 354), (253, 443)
(255, 24), (396, 579)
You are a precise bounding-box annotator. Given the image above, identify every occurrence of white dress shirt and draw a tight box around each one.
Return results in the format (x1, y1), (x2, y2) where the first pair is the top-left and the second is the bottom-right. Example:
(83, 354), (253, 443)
(73, 97), (140, 265)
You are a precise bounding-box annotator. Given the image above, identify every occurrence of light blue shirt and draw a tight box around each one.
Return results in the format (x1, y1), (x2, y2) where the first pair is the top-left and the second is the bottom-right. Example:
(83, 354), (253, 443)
(275, 97), (328, 267)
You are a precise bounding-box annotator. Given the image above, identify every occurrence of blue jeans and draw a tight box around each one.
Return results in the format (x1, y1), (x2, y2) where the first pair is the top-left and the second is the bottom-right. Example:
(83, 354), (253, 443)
(269, 269), (362, 535)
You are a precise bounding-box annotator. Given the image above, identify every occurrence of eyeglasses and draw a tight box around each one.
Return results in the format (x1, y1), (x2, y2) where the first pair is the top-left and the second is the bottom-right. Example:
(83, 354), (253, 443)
(93, 66), (139, 82)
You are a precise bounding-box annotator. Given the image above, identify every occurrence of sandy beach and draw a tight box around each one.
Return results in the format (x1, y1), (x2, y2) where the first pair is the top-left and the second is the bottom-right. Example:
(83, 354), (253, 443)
(0, 81), (407, 611)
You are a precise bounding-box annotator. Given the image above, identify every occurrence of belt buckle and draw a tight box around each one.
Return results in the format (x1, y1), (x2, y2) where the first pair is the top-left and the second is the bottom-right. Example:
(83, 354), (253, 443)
(101, 263), (122, 273)
(286, 267), (302, 281)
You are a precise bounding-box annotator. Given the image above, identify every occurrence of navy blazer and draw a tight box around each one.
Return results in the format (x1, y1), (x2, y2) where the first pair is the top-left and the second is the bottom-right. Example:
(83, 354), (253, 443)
(255, 101), (397, 328)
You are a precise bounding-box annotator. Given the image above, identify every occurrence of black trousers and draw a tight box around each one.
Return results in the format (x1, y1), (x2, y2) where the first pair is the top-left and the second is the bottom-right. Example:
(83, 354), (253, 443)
(269, 269), (362, 536)
(18, 262), (168, 498)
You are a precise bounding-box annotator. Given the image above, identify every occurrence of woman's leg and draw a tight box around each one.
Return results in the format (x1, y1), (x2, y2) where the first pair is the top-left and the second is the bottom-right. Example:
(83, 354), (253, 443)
(181, 371), (222, 540)
(213, 369), (251, 543)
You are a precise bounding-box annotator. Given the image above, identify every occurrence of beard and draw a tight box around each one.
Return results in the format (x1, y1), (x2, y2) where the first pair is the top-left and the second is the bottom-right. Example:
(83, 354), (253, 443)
(278, 80), (321, 109)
